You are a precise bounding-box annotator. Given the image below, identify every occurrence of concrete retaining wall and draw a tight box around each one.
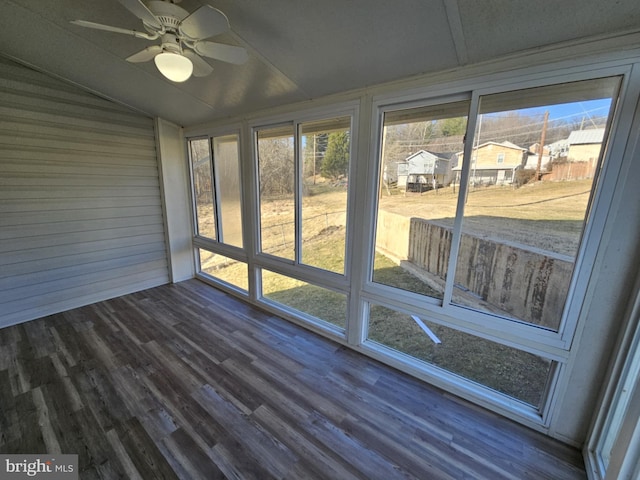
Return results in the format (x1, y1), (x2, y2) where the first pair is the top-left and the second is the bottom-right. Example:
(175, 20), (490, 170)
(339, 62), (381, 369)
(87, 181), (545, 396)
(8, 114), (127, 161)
(375, 211), (411, 263)
(376, 210), (574, 329)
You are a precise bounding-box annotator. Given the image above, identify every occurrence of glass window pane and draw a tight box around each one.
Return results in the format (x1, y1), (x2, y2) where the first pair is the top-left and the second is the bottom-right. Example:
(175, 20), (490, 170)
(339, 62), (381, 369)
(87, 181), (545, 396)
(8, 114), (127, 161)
(453, 77), (621, 331)
(366, 303), (554, 408)
(257, 126), (295, 260)
(213, 134), (243, 248)
(373, 101), (469, 299)
(199, 249), (248, 292)
(189, 138), (215, 239)
(300, 116), (351, 274)
(261, 269), (346, 329)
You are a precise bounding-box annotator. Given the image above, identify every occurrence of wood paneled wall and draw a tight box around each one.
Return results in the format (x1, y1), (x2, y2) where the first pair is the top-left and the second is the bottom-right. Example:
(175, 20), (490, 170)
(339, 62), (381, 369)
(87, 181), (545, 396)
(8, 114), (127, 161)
(0, 57), (169, 327)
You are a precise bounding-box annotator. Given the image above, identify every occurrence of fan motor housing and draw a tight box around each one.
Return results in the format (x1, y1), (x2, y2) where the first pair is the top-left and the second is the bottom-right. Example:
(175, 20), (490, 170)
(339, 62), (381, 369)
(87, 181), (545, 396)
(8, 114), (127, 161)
(160, 32), (183, 54)
(145, 1), (189, 31)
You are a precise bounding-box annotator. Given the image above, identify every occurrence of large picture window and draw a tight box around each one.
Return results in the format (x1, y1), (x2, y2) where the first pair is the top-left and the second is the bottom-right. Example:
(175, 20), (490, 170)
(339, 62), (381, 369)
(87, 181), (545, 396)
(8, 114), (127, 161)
(254, 113), (353, 335)
(188, 132), (246, 290)
(256, 115), (352, 275)
(213, 135), (244, 248)
(374, 100), (469, 299)
(367, 75), (621, 410)
(261, 268), (347, 329)
(452, 77), (620, 331)
(366, 302), (554, 407)
(188, 134), (244, 247)
(257, 125), (296, 260)
(189, 138), (216, 239)
(300, 116), (351, 274)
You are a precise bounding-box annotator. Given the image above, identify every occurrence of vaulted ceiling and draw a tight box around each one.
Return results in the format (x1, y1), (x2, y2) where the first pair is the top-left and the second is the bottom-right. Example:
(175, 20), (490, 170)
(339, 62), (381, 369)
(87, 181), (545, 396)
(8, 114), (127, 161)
(1, 0), (639, 127)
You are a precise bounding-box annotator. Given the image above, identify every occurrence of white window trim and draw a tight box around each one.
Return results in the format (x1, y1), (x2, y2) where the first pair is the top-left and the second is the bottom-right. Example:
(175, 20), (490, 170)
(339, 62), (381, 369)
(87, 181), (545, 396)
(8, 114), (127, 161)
(186, 126), (249, 295)
(365, 65), (635, 349)
(585, 270), (640, 479)
(185, 134), (211, 241)
(249, 102), (360, 291)
(359, 63), (639, 425)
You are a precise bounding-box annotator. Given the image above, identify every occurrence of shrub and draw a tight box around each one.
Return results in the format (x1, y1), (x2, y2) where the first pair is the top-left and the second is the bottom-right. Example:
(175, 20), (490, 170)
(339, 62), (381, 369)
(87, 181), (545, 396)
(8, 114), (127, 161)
(514, 168), (537, 187)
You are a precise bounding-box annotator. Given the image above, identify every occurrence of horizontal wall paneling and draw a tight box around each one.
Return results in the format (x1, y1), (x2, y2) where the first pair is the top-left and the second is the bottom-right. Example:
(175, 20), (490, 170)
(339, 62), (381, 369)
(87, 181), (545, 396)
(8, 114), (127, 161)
(0, 57), (169, 327)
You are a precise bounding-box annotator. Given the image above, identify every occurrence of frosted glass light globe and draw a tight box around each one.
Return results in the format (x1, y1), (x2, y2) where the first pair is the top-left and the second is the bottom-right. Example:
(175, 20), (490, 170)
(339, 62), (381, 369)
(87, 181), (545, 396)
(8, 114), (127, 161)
(154, 52), (193, 82)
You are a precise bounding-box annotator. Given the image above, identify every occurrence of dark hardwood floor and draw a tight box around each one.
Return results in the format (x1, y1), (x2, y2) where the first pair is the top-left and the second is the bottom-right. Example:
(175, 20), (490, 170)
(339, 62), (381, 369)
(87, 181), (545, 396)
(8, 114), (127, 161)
(0, 280), (586, 479)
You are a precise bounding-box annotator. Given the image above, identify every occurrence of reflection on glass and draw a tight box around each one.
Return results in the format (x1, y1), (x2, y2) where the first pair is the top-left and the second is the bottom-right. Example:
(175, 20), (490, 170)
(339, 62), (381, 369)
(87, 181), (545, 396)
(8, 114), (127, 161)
(373, 101), (469, 299)
(213, 135), (243, 248)
(261, 269), (346, 329)
(257, 126), (295, 260)
(189, 138), (215, 239)
(199, 249), (248, 291)
(300, 116), (351, 274)
(366, 303), (553, 407)
(452, 77), (620, 330)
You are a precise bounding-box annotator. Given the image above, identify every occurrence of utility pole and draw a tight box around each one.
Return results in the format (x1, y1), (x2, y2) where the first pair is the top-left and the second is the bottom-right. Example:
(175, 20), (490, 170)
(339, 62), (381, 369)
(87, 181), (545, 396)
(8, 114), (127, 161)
(472, 114), (482, 188)
(312, 134), (316, 185)
(536, 111), (549, 181)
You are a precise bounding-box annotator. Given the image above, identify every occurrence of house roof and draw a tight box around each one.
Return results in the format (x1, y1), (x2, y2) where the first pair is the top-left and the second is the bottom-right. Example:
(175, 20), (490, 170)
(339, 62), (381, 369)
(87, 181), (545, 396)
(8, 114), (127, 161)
(0, 1), (639, 126)
(567, 128), (606, 145)
(405, 150), (453, 162)
(549, 139), (569, 147)
(455, 141), (526, 156)
(500, 141), (525, 150)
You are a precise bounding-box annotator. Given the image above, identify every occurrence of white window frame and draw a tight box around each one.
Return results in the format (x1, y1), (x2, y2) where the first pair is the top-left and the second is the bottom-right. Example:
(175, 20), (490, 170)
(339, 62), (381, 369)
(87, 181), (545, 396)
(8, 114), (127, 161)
(186, 126), (249, 296)
(585, 271), (640, 479)
(186, 135), (215, 241)
(359, 63), (637, 423)
(250, 102), (359, 290)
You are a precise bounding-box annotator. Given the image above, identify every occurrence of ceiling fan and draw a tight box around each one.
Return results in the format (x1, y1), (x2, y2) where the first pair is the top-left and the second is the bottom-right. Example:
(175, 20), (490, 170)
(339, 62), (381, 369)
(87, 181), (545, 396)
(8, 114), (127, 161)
(71, 0), (248, 82)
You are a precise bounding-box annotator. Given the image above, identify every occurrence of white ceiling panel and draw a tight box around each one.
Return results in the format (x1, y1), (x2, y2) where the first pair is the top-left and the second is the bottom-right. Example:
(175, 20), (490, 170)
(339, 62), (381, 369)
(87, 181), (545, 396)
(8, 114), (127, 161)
(0, 0), (638, 127)
(457, 0), (640, 63)
(204, 0), (460, 97)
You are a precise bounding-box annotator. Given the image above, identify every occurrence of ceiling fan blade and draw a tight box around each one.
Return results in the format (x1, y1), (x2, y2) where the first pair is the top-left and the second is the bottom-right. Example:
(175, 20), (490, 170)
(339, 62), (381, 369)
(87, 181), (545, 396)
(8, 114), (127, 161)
(194, 42), (248, 65)
(117, 0), (162, 30)
(71, 20), (138, 35)
(126, 45), (162, 63)
(70, 20), (157, 39)
(184, 51), (214, 77)
(180, 5), (230, 40)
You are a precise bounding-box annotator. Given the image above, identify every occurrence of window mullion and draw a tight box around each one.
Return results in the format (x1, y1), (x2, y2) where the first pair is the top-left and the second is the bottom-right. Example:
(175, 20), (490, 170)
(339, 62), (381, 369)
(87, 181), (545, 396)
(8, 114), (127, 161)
(442, 92), (481, 307)
(294, 122), (303, 265)
(208, 138), (223, 242)
(187, 140), (200, 237)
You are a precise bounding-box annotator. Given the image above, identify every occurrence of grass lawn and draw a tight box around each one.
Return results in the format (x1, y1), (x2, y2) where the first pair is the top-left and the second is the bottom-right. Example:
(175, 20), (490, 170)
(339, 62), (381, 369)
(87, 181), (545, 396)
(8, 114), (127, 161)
(379, 179), (592, 256)
(367, 304), (551, 407)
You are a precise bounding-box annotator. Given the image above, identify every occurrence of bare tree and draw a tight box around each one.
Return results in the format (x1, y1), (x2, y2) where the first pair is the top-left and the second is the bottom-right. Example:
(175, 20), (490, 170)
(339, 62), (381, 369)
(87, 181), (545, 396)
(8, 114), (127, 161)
(258, 137), (295, 197)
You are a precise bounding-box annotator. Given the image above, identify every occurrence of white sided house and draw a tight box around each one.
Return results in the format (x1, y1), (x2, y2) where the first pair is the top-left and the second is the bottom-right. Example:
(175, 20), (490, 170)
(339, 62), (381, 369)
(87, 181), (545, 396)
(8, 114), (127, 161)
(398, 150), (455, 191)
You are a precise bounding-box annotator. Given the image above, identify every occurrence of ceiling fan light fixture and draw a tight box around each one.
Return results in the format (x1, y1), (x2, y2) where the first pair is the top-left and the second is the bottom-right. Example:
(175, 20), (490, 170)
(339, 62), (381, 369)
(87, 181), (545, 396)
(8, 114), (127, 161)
(154, 51), (193, 82)
(72, 1), (246, 81)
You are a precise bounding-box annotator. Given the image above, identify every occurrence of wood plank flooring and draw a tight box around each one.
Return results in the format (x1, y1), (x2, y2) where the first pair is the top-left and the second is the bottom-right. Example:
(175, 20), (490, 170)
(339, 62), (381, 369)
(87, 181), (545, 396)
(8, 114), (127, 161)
(0, 280), (587, 479)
